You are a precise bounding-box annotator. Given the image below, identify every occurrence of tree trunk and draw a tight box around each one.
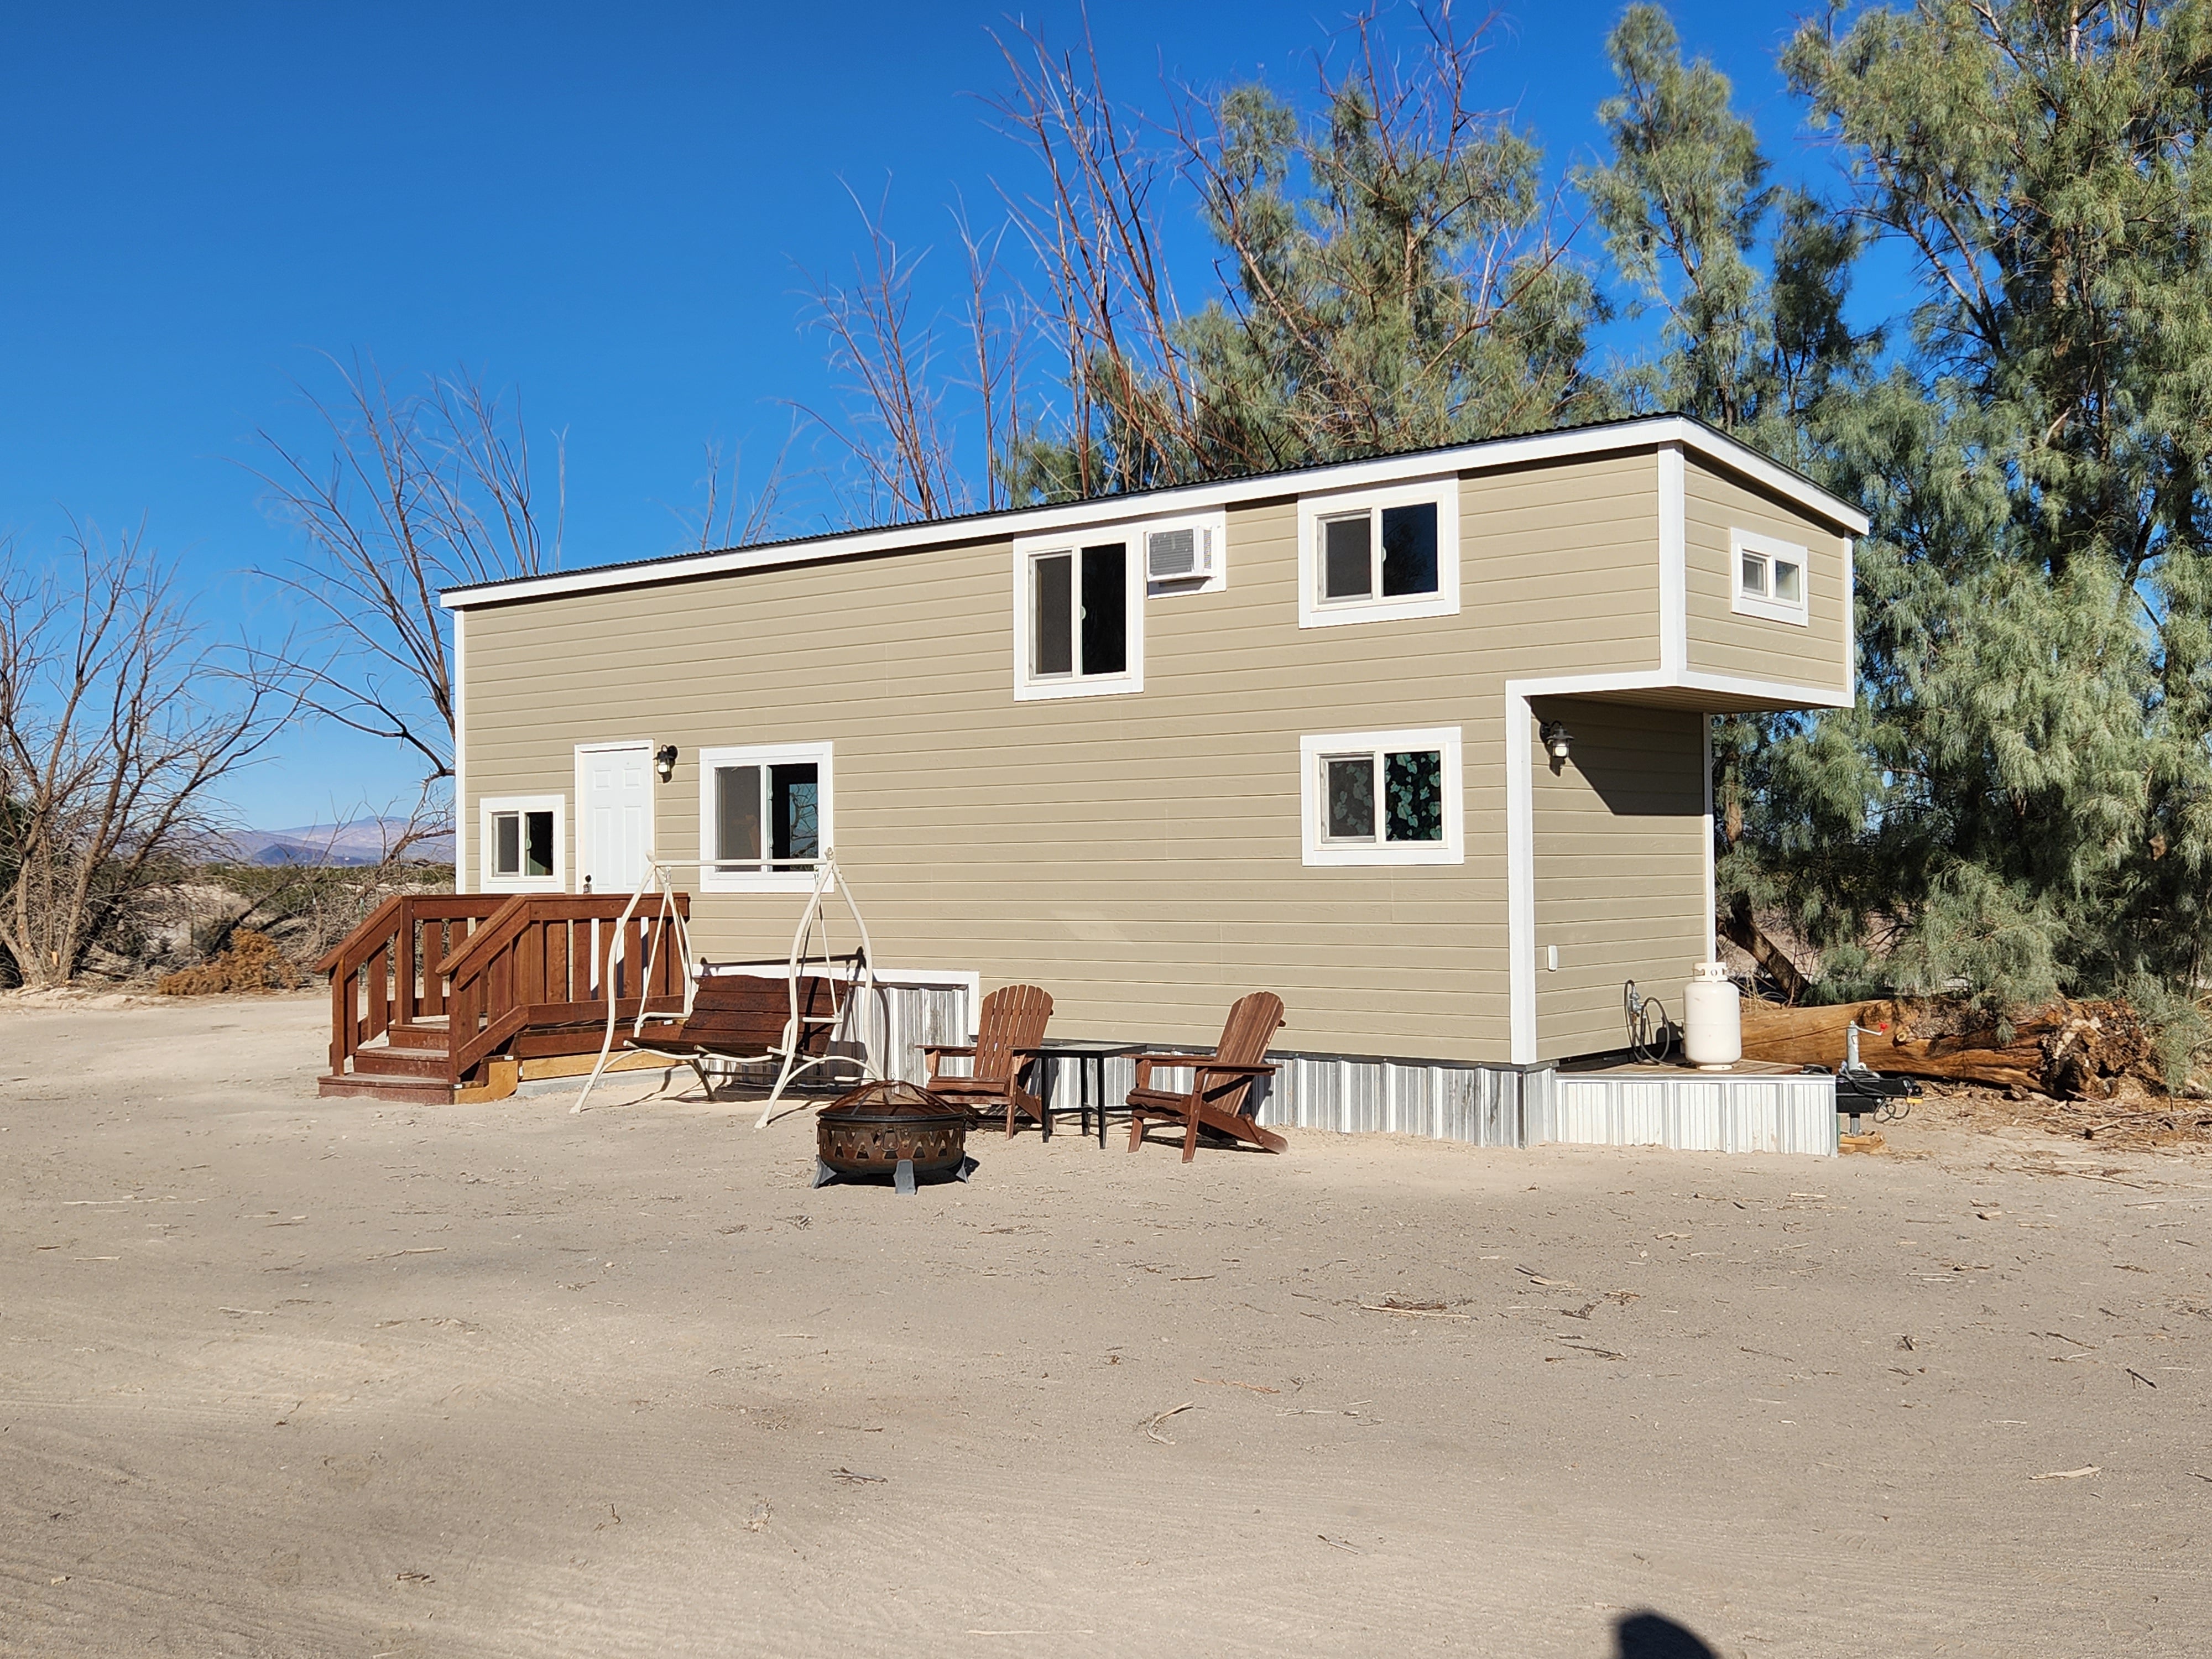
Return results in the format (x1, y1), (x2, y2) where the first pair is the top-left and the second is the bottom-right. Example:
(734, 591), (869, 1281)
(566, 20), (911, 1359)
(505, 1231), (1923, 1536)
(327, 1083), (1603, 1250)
(1718, 895), (1813, 1004)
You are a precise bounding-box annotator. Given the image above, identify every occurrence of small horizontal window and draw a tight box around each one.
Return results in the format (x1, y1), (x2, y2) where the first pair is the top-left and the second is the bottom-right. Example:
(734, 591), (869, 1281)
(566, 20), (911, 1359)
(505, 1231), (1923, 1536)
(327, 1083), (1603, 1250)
(1739, 549), (1802, 602)
(1320, 503), (1438, 603)
(1297, 479), (1459, 629)
(1731, 529), (1810, 625)
(479, 795), (564, 891)
(713, 761), (820, 873)
(1300, 727), (1464, 865)
(698, 743), (834, 893)
(1321, 749), (1444, 844)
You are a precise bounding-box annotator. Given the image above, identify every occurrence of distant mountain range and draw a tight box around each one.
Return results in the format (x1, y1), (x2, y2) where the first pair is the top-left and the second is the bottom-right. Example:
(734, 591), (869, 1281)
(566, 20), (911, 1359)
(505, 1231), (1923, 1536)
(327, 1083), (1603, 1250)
(211, 818), (456, 867)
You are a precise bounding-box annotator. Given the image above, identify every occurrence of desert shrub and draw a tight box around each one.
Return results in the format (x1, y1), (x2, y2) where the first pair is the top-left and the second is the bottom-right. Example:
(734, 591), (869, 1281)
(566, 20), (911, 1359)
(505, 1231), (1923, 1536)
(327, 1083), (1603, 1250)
(157, 929), (299, 995)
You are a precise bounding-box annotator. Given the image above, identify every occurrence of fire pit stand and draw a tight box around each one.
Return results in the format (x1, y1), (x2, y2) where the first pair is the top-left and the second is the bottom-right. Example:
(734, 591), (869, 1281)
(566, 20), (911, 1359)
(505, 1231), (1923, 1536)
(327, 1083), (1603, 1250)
(813, 1080), (978, 1194)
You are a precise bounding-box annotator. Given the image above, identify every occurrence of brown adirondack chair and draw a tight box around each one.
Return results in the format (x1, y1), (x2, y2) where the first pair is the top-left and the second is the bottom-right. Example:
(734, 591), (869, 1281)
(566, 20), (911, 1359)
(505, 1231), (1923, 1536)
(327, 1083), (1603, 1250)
(1125, 992), (1287, 1162)
(919, 984), (1055, 1138)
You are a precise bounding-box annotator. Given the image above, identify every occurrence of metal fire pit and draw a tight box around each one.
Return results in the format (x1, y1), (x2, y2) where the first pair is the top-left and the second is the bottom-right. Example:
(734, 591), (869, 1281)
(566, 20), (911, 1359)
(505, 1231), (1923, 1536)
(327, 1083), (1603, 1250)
(813, 1080), (976, 1194)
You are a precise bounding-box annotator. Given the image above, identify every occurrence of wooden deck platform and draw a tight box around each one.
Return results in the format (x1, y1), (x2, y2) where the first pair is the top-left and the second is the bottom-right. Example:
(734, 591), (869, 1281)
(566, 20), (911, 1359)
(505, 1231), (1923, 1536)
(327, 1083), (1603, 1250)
(318, 892), (689, 1103)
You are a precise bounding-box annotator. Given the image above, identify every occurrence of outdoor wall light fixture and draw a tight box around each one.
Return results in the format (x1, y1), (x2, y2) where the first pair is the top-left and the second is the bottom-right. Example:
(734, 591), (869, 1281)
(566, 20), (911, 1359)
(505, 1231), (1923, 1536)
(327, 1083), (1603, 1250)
(654, 744), (679, 782)
(1540, 721), (1574, 764)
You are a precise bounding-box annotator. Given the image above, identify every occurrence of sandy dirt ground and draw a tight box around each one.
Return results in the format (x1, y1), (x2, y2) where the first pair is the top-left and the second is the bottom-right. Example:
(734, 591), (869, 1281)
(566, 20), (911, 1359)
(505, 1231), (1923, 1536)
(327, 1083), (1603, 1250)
(2, 994), (2208, 1658)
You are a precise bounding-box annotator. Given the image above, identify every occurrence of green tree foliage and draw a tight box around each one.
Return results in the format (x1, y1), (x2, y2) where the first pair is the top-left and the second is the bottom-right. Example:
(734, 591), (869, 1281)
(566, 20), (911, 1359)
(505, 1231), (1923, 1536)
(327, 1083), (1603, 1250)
(1589, 1), (2212, 1053)
(1579, 6), (1870, 461)
(1001, 10), (1610, 500)
(1175, 47), (1610, 471)
(1781, 1), (2212, 1032)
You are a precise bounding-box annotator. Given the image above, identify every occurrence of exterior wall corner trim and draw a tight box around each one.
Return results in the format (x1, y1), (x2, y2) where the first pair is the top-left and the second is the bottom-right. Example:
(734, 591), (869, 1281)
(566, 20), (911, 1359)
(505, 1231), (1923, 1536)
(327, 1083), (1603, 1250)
(1658, 442), (1687, 677)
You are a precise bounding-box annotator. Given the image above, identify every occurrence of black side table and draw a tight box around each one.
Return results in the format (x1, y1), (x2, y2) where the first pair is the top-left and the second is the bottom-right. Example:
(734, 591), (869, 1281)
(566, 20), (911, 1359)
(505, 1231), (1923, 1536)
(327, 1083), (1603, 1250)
(1031, 1039), (1146, 1147)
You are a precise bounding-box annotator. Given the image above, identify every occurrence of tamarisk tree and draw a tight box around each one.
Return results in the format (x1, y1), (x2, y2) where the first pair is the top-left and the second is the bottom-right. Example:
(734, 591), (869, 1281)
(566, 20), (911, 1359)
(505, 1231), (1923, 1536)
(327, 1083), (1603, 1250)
(1778, 1), (2212, 1043)
(1585, 2), (2212, 1062)
(814, 5), (1611, 512)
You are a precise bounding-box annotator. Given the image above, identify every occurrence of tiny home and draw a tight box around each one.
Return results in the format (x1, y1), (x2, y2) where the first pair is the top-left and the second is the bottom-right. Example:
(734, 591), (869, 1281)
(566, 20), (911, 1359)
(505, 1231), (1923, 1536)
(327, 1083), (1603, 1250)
(441, 414), (1865, 1151)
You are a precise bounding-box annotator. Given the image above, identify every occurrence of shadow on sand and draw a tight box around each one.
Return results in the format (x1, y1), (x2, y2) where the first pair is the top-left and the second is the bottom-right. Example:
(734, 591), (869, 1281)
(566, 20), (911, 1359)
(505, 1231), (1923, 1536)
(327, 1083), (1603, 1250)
(1615, 1610), (1719, 1658)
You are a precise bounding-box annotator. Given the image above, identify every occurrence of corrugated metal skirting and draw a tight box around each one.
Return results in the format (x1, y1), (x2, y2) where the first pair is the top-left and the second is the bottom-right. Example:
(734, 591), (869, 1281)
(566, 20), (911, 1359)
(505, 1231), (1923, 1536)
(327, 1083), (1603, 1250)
(1023, 1048), (1835, 1157)
(699, 978), (970, 1091)
(1025, 1053), (1523, 1148)
(842, 982), (971, 1084)
(692, 972), (1835, 1157)
(1525, 1070), (1838, 1156)
(1260, 1055), (1525, 1146)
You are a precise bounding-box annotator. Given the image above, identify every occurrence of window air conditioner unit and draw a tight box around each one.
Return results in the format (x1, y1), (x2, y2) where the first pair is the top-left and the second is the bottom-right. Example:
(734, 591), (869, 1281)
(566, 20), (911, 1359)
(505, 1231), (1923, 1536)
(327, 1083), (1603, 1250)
(1145, 525), (1214, 581)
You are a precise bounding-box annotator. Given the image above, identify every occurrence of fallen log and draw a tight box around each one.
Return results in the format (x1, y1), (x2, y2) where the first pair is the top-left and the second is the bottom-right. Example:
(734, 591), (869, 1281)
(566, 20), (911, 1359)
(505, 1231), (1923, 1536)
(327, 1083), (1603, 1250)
(1738, 997), (2166, 1100)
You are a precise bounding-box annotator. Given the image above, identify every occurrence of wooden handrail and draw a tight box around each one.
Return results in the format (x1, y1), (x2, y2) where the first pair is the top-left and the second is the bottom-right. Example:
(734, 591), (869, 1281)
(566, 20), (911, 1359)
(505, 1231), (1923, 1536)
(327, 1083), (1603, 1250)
(322, 891), (512, 1079)
(432, 894), (535, 981)
(443, 893), (693, 1084)
(316, 894), (405, 978)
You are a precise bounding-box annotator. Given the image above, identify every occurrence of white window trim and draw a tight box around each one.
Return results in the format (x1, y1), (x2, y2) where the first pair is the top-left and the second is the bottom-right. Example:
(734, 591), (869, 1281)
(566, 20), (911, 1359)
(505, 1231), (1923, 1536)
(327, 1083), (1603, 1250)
(1730, 528), (1810, 627)
(1299, 726), (1464, 867)
(697, 740), (834, 894)
(1140, 507), (1230, 597)
(1011, 528), (1146, 701)
(479, 794), (565, 893)
(1296, 475), (1460, 630)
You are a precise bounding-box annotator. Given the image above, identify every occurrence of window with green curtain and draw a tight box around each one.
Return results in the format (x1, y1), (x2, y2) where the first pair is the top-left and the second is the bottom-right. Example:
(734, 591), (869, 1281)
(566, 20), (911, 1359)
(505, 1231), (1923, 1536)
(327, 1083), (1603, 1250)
(1383, 750), (1442, 841)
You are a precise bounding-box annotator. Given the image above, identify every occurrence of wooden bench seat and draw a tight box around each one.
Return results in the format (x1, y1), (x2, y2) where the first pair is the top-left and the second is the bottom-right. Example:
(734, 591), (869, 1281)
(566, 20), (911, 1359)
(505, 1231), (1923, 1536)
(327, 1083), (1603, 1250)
(627, 972), (843, 1095)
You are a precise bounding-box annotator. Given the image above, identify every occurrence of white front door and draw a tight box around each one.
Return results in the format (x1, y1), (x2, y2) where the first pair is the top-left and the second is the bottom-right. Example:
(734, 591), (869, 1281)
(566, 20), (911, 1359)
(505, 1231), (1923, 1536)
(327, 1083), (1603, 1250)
(576, 742), (654, 895)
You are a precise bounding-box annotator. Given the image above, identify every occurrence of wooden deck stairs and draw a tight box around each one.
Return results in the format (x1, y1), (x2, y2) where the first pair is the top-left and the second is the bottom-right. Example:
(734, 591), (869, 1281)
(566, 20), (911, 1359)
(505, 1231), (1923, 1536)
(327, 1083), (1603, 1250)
(319, 892), (691, 1104)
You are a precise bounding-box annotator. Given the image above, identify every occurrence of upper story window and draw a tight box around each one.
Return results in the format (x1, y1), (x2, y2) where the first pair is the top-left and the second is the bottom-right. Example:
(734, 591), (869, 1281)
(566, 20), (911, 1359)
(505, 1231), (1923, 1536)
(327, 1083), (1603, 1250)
(1013, 529), (1145, 700)
(1299, 727), (1464, 867)
(1731, 528), (1809, 625)
(699, 742), (832, 893)
(1296, 477), (1460, 629)
(481, 795), (564, 893)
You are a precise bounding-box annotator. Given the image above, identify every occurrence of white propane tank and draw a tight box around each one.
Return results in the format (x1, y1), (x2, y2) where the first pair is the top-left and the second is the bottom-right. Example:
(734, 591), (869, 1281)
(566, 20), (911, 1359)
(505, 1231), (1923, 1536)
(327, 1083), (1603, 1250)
(1682, 961), (1742, 1070)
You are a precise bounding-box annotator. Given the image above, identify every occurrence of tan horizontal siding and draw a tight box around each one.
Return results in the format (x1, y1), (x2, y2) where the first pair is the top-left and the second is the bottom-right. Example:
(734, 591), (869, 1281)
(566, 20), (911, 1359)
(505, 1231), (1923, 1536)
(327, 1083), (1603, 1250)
(1462, 454), (1664, 677)
(1529, 698), (1709, 1058)
(1682, 457), (1854, 696)
(461, 450), (1682, 1065)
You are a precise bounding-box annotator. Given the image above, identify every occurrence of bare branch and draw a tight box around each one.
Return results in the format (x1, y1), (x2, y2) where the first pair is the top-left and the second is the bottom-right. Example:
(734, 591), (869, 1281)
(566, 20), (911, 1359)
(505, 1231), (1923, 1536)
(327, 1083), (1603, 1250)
(244, 354), (552, 792)
(670, 431), (797, 552)
(0, 528), (295, 987)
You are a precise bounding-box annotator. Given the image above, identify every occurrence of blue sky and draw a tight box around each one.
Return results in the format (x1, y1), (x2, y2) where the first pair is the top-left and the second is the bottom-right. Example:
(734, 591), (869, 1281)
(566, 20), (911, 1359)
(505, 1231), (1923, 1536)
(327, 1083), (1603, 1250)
(0, 1), (1851, 827)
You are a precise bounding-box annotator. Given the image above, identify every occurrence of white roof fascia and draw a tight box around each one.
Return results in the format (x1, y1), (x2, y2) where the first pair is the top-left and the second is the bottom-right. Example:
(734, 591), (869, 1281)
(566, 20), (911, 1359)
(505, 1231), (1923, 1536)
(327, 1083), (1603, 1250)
(1664, 423), (1870, 536)
(440, 415), (1867, 611)
(1433, 414), (1867, 535)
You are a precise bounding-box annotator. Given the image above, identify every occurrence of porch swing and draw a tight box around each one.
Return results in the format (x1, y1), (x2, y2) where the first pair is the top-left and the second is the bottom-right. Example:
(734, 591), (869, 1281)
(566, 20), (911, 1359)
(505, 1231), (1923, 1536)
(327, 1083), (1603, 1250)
(571, 847), (882, 1122)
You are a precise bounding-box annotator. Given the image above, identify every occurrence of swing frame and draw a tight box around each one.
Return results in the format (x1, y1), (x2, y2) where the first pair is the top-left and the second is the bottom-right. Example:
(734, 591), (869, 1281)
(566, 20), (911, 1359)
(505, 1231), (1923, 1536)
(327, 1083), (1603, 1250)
(571, 848), (882, 1121)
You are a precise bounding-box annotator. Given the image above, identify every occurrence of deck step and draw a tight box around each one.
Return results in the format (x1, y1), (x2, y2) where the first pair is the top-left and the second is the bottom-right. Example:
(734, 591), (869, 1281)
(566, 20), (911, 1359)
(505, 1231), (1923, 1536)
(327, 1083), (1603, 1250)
(351, 1046), (450, 1079)
(382, 1024), (452, 1052)
(317, 1073), (454, 1104)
